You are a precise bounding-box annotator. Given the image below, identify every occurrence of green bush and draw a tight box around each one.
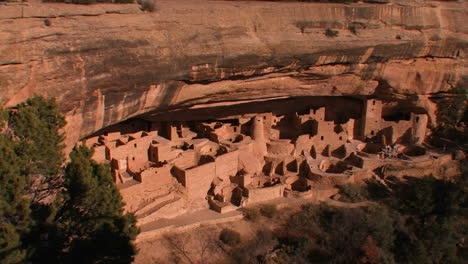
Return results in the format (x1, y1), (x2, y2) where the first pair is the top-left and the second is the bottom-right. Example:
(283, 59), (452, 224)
(219, 228), (241, 246)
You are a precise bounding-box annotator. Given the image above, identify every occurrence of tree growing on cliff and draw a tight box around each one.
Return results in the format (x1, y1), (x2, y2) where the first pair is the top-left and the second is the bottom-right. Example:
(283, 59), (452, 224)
(0, 96), (138, 264)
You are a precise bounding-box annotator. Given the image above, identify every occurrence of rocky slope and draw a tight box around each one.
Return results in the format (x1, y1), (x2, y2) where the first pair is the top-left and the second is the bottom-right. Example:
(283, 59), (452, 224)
(0, 0), (466, 149)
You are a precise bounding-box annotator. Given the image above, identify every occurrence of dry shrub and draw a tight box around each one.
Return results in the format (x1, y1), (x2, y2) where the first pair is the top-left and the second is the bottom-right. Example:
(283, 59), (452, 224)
(219, 228), (241, 246)
(260, 204), (278, 218)
(138, 0), (156, 12)
(243, 207), (261, 222)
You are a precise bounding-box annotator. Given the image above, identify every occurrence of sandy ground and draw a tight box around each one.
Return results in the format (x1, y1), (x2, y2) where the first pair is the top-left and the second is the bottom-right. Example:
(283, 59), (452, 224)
(135, 218), (258, 264)
(133, 196), (310, 263)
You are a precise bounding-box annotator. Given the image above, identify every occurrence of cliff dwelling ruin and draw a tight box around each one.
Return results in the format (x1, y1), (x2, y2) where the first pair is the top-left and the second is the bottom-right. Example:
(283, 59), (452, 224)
(0, 0), (466, 262)
(82, 96), (453, 225)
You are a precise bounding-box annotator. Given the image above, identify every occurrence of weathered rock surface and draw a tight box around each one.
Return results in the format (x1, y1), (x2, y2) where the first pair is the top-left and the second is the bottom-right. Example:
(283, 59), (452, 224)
(0, 0), (466, 149)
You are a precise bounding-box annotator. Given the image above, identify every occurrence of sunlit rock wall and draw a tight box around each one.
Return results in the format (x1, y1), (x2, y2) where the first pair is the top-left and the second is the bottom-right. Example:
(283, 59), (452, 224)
(0, 0), (466, 150)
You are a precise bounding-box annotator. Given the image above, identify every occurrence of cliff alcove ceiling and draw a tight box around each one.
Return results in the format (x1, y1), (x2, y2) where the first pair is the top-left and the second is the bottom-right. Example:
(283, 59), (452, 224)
(0, 0), (466, 150)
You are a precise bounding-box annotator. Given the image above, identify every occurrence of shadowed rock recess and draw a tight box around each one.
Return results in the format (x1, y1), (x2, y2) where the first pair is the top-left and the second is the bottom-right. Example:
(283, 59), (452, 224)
(0, 0), (466, 149)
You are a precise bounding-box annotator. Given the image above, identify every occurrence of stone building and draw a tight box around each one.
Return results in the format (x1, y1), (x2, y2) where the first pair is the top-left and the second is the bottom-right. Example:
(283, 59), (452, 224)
(84, 98), (439, 223)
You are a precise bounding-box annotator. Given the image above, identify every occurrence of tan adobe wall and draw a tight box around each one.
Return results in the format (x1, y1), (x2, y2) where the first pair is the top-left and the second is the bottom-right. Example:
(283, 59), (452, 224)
(102, 131), (121, 142)
(355, 156), (384, 170)
(294, 134), (313, 156)
(211, 124), (237, 142)
(120, 165), (173, 212)
(245, 184), (285, 204)
(192, 138), (210, 152)
(316, 120), (334, 137)
(173, 150), (199, 170)
(137, 165), (172, 184)
(359, 100), (427, 144)
(112, 158), (127, 171)
(239, 173), (252, 187)
(412, 114), (428, 144)
(108, 138), (138, 160)
(149, 143), (180, 163)
(105, 133), (159, 173)
(91, 145), (107, 163)
(309, 107), (325, 122)
(361, 99), (383, 138)
(197, 141), (220, 156)
(343, 119), (356, 140)
(166, 122), (178, 140)
(125, 137), (153, 173)
(84, 136), (100, 148)
(267, 139), (294, 156)
(251, 116), (266, 141)
(238, 150), (264, 174)
(172, 166), (186, 187)
(215, 150), (239, 182)
(309, 130), (347, 156)
(384, 121), (412, 144)
(261, 113), (274, 139)
(165, 122), (194, 140)
(184, 162), (216, 201)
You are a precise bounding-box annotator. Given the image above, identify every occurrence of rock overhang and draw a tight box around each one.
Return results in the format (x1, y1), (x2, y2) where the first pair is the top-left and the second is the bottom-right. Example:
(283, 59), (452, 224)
(0, 0), (466, 150)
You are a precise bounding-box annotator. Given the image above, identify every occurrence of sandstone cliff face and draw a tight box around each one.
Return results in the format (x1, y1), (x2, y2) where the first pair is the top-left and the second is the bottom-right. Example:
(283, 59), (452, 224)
(0, 0), (466, 149)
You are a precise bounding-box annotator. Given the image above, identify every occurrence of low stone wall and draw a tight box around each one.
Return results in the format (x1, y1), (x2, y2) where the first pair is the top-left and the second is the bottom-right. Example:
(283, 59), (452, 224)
(245, 184), (285, 204)
(135, 211), (244, 243)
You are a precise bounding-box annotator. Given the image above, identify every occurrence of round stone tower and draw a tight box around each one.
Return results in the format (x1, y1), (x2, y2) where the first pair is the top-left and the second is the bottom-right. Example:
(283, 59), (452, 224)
(251, 116), (267, 156)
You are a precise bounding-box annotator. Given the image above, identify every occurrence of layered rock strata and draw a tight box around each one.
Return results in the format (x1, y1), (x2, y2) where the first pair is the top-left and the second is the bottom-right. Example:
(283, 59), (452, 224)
(0, 0), (466, 149)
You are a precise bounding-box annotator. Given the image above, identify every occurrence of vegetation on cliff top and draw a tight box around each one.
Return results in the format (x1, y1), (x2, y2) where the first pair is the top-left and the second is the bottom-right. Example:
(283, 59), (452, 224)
(0, 97), (138, 264)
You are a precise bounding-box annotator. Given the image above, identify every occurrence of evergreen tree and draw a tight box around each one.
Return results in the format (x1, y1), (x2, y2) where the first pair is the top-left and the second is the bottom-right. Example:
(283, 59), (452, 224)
(0, 135), (30, 264)
(7, 96), (66, 202)
(56, 145), (139, 263)
(1, 96), (139, 264)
